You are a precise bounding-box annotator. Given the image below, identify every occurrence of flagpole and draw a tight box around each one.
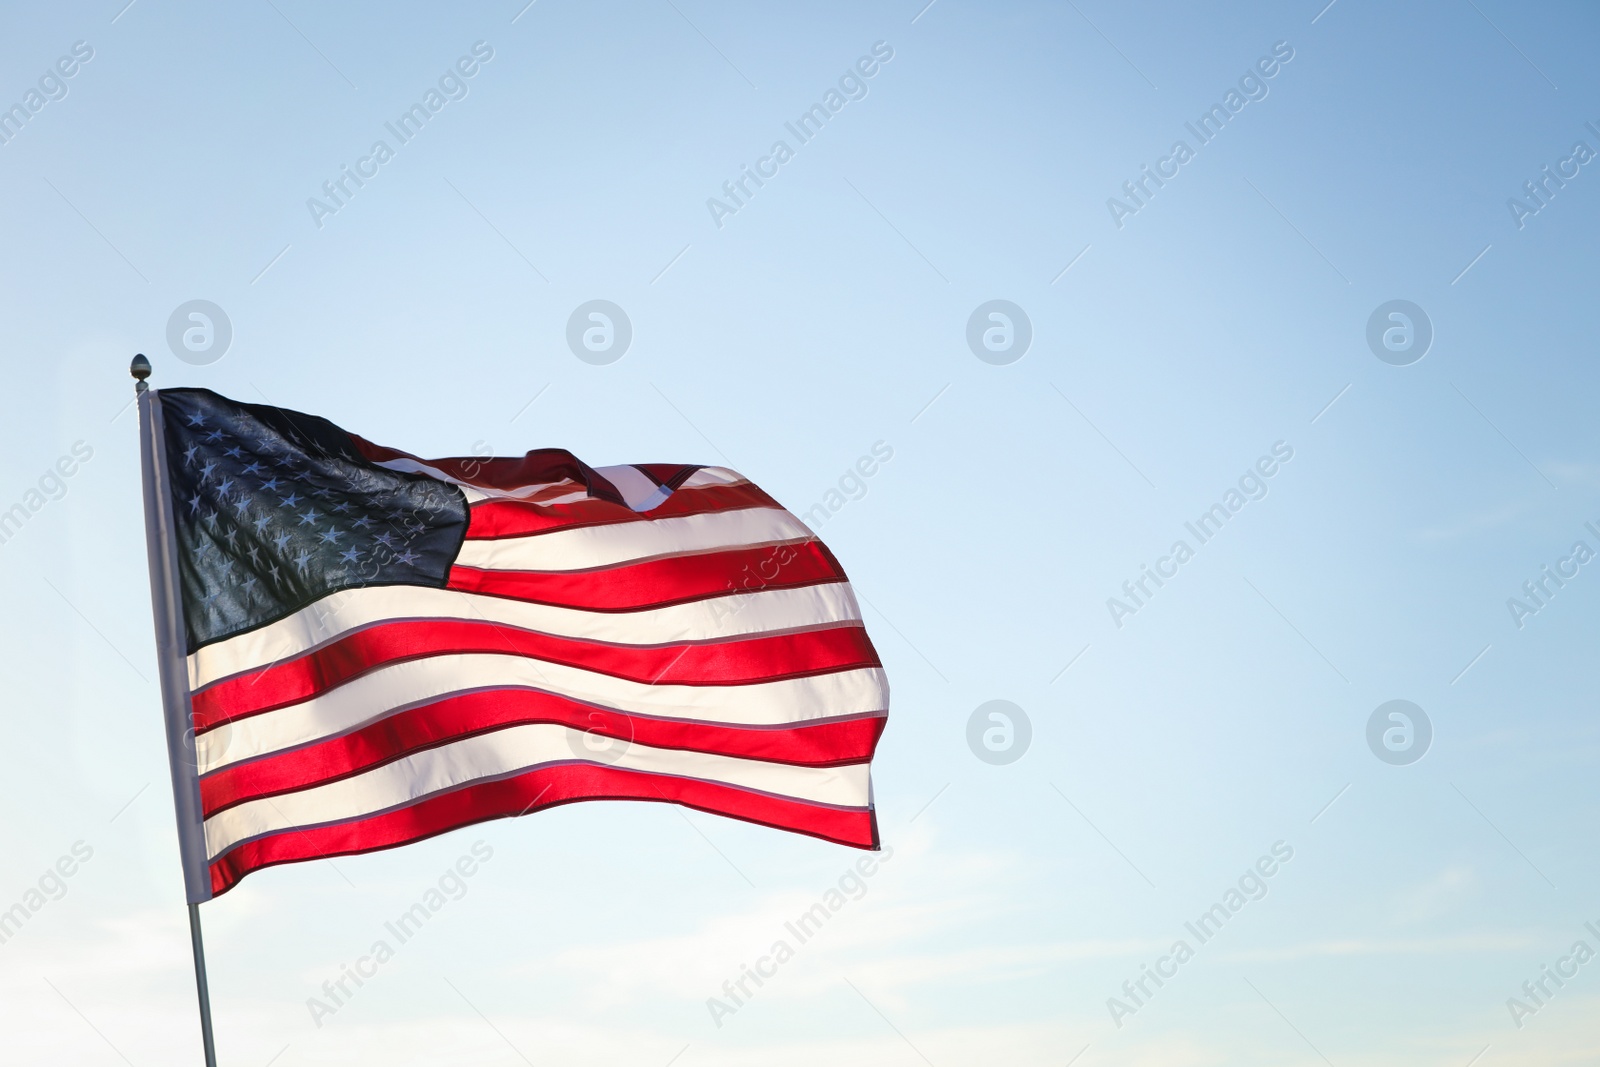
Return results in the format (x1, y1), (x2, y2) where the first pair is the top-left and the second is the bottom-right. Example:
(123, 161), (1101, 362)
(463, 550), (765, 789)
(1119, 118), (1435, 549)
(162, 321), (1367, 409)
(133, 354), (220, 1067)
(187, 902), (219, 1067)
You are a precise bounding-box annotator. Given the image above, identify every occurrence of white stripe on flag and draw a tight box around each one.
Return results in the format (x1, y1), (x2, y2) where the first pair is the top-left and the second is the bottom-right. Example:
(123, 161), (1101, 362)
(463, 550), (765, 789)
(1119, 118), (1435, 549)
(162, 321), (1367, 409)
(453, 508), (812, 573)
(187, 583), (864, 691)
(677, 467), (747, 490)
(197, 657), (889, 774)
(592, 465), (672, 511)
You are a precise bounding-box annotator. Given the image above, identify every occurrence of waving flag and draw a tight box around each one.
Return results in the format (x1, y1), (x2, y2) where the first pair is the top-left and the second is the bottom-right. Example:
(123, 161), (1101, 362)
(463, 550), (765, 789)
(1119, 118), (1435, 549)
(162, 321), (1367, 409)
(139, 387), (887, 899)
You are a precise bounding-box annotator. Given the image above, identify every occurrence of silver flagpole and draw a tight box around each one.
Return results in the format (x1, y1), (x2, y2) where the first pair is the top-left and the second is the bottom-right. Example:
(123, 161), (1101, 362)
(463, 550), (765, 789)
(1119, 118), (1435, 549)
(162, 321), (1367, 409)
(133, 354), (220, 1067)
(185, 901), (219, 1067)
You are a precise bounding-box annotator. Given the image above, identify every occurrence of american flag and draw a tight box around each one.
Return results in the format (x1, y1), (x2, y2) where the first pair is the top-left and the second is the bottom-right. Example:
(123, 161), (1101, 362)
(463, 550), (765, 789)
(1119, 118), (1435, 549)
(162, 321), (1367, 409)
(140, 388), (888, 898)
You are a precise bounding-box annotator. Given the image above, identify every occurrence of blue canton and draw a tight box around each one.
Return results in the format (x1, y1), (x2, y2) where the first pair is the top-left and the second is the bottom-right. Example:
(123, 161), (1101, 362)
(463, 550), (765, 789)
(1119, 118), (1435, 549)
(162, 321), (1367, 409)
(159, 388), (468, 653)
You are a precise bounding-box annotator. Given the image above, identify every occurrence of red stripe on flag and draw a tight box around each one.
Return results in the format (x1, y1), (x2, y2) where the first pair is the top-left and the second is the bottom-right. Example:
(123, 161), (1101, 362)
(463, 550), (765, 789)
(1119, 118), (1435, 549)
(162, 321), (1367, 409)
(464, 483), (781, 540)
(446, 539), (846, 611)
(191, 619), (881, 729)
(199, 689), (886, 816)
(207, 763), (879, 895)
(350, 438), (628, 503)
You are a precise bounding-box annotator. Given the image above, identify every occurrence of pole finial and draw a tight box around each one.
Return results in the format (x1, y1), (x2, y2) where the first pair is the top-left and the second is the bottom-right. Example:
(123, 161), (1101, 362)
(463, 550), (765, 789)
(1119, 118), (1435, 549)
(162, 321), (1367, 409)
(131, 353), (151, 392)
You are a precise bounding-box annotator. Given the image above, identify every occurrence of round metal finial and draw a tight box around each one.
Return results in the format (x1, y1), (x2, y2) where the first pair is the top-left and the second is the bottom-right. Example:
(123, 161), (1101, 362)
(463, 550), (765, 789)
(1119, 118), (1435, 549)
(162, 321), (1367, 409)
(131, 353), (151, 392)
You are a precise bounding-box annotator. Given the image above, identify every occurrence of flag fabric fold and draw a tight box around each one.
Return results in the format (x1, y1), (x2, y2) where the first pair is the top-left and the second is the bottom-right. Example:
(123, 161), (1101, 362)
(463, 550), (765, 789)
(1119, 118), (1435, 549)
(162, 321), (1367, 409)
(142, 388), (888, 898)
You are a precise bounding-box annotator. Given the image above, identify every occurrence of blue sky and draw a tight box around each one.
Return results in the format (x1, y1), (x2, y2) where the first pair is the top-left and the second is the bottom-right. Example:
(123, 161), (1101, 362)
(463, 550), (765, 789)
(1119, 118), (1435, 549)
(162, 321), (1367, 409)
(2, 0), (1599, 1063)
